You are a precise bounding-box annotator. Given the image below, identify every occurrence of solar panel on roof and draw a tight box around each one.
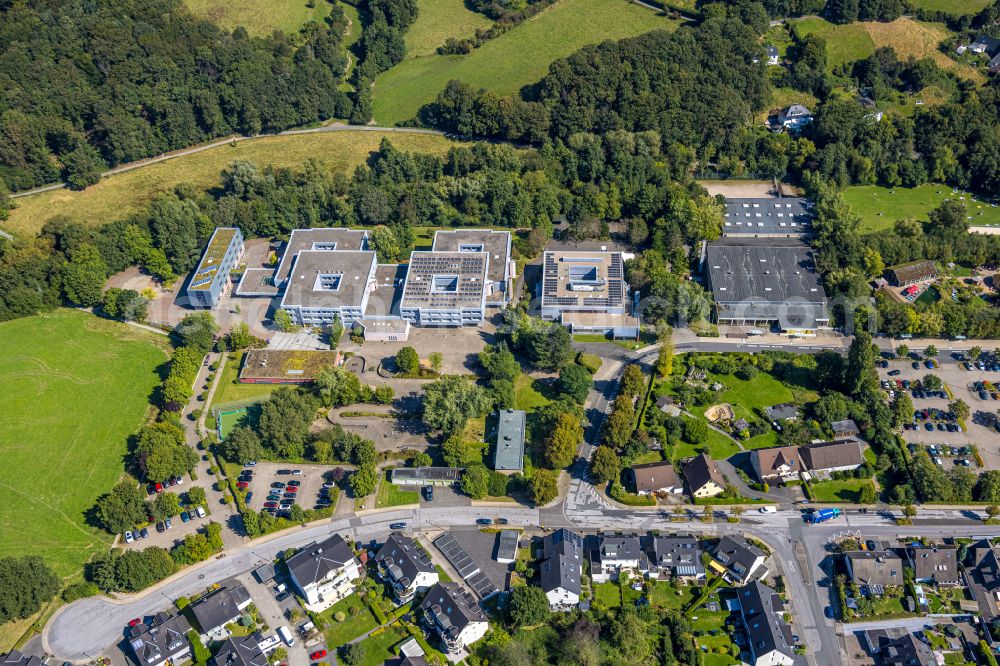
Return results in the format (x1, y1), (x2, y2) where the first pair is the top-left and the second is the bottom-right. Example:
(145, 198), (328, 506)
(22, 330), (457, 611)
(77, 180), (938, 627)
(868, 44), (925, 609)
(191, 276), (214, 288)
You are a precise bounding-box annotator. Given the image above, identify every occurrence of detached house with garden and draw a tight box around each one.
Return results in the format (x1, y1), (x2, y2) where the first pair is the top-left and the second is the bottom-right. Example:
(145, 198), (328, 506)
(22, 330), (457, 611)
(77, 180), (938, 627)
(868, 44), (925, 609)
(286, 534), (363, 612)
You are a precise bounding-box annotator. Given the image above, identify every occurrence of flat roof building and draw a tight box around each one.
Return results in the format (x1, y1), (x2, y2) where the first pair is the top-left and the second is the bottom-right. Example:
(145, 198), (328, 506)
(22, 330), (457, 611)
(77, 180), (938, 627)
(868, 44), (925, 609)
(238, 349), (341, 385)
(274, 228), (369, 287)
(279, 250), (378, 326)
(540, 250), (631, 332)
(187, 227), (244, 309)
(722, 198), (811, 237)
(493, 409), (525, 473)
(400, 251), (489, 326)
(432, 229), (514, 307)
(705, 239), (828, 335)
(391, 467), (462, 485)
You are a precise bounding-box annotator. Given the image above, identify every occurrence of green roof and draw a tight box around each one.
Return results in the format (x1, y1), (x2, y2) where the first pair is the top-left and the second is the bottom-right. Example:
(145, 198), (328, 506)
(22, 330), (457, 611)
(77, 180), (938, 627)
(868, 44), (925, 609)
(190, 227), (239, 291)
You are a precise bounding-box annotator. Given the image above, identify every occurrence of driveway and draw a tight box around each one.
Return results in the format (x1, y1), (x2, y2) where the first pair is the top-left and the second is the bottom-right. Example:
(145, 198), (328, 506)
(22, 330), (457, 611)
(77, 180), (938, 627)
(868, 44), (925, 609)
(239, 573), (309, 666)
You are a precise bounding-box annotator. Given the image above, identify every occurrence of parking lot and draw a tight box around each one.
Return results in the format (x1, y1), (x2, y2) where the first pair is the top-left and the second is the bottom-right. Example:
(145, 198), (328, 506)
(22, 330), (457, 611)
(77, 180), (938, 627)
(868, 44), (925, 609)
(238, 462), (340, 516)
(120, 480), (213, 550)
(877, 352), (1000, 470)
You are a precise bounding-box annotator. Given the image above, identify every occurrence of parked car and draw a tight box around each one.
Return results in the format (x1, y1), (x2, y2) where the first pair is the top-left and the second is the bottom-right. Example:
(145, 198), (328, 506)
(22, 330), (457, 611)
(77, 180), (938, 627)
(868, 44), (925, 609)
(264, 502), (278, 509)
(422, 486), (433, 501)
(165, 518), (172, 530)
(389, 522), (407, 529)
(237, 481), (250, 490)
(146, 484), (156, 495)
(196, 506), (206, 518)
(912, 362), (920, 369)
(476, 518), (493, 526)
(285, 486), (298, 493)
(310, 651), (327, 660)
(292, 470), (303, 475)
(180, 512), (190, 523)
(188, 510), (198, 521)
(154, 482), (164, 493)
(271, 482), (286, 489)
(245, 461), (257, 467)
(888, 369), (902, 376)
(128, 618), (142, 628)
(140, 527), (149, 539)
(245, 492), (253, 503)
(287, 480), (301, 487)
(156, 521), (165, 533)
(277, 469), (292, 475)
(124, 531), (134, 544)
(496, 518), (509, 525)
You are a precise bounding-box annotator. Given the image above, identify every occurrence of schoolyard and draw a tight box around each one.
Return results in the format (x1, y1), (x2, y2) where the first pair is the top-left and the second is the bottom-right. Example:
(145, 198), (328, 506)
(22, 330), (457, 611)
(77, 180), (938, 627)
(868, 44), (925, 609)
(0, 310), (169, 577)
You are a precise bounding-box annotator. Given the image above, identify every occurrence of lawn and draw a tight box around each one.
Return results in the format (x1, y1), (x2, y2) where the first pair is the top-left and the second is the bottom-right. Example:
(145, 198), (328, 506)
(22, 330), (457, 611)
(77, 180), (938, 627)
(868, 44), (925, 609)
(667, 419), (741, 462)
(372, 0), (677, 124)
(350, 622), (410, 666)
(910, 0), (992, 14)
(843, 184), (1000, 233)
(792, 17), (982, 83)
(404, 0), (492, 59)
(593, 582), (623, 609)
(185, 0), (332, 36)
(209, 353), (281, 412)
(0, 310), (169, 577)
(764, 87), (819, 117)
(514, 375), (552, 413)
(809, 478), (871, 503)
(4, 132), (464, 238)
(375, 471), (420, 508)
(321, 594), (380, 646)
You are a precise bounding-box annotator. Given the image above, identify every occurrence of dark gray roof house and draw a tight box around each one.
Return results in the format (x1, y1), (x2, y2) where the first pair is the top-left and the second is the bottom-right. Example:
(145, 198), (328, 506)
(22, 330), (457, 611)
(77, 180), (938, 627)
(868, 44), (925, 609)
(374, 532), (438, 603)
(127, 613), (192, 666)
(844, 550), (904, 589)
(735, 581), (795, 666)
(211, 633), (269, 666)
(493, 409), (526, 473)
(645, 535), (704, 579)
(967, 539), (1000, 619)
(862, 628), (934, 666)
(1, 650), (47, 666)
(286, 533), (357, 589)
(909, 545), (960, 586)
(418, 582), (489, 651)
(799, 438), (864, 474)
(765, 403), (799, 421)
(831, 419), (860, 438)
(189, 583), (252, 638)
(713, 535), (768, 585)
(539, 529), (584, 607)
(682, 453), (727, 498)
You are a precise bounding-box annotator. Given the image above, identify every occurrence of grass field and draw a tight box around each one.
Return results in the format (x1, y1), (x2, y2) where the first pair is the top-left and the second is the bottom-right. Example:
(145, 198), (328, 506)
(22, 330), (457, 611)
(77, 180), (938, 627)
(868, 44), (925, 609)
(792, 17), (983, 83)
(809, 478), (871, 503)
(210, 354), (282, 409)
(910, 0), (992, 14)
(185, 0), (332, 36)
(3, 131), (464, 238)
(372, 0), (676, 124)
(321, 594), (379, 646)
(375, 471), (420, 508)
(405, 0), (492, 59)
(843, 184), (1000, 232)
(351, 623), (410, 666)
(0, 310), (169, 577)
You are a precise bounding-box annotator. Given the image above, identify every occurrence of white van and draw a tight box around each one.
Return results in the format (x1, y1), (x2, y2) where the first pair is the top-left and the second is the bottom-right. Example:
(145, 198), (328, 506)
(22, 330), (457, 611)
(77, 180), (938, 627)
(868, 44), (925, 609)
(758, 506), (777, 514)
(278, 625), (295, 646)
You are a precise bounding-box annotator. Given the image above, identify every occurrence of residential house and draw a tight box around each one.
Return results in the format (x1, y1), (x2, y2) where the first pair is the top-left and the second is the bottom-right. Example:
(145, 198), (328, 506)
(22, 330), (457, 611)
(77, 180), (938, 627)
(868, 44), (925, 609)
(630, 461), (683, 495)
(189, 582), (253, 641)
(799, 439), (865, 477)
(418, 583), (489, 653)
(969, 35), (1000, 55)
(286, 534), (363, 612)
(861, 628), (934, 666)
(682, 453), (727, 498)
(127, 613), (193, 666)
(589, 535), (647, 583)
(887, 260), (937, 287)
(711, 535), (768, 585)
(778, 104), (813, 130)
(764, 403), (798, 422)
(844, 550), (904, 590)
(766, 45), (780, 66)
(966, 539), (1000, 619)
(0, 651), (47, 666)
(374, 532), (439, 604)
(735, 581), (795, 666)
(384, 638), (428, 666)
(539, 529), (584, 609)
(655, 395), (681, 416)
(908, 545), (960, 586)
(645, 535), (705, 580)
(211, 633), (272, 666)
(750, 446), (802, 483)
(493, 409), (526, 473)
(831, 419), (860, 439)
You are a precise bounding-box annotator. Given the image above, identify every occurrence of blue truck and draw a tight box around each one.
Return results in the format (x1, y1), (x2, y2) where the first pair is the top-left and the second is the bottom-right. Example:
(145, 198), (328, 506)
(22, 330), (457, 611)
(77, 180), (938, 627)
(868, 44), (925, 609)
(804, 508), (841, 524)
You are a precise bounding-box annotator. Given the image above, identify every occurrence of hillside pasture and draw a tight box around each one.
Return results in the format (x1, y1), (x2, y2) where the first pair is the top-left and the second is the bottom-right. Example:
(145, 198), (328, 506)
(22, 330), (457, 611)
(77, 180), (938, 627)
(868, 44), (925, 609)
(3, 131), (464, 238)
(184, 0), (334, 36)
(405, 0), (493, 58)
(372, 0), (676, 125)
(0, 310), (169, 577)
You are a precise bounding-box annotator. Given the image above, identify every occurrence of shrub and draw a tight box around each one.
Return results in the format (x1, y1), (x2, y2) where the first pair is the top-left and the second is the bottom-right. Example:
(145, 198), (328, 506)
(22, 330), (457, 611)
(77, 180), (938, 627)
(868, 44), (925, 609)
(334, 611), (346, 622)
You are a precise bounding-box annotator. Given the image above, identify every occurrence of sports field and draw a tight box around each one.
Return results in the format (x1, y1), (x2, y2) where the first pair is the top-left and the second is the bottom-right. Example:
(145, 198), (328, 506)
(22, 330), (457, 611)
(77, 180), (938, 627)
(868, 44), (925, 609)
(372, 0), (676, 124)
(3, 131), (463, 238)
(0, 310), (169, 577)
(791, 17), (983, 83)
(405, 0), (492, 59)
(185, 0), (332, 36)
(843, 184), (1000, 233)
